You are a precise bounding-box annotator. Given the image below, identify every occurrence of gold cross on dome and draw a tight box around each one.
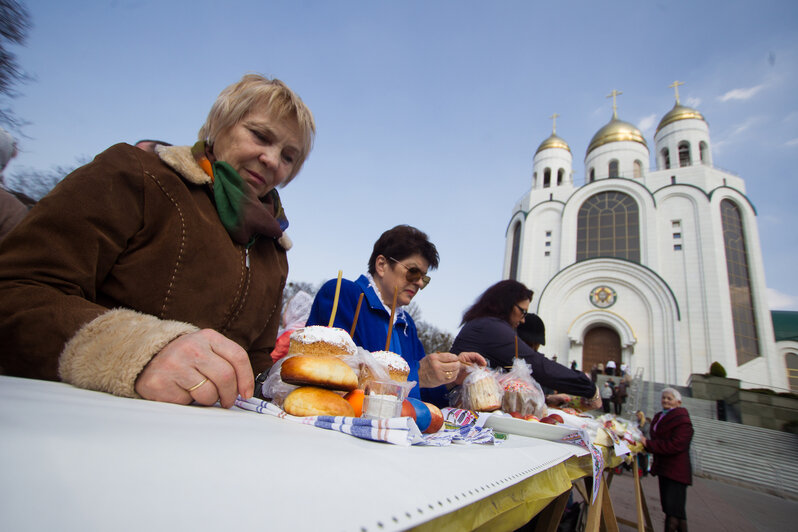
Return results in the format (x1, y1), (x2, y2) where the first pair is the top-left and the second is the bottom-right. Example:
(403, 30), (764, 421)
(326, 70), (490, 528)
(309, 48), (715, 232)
(607, 89), (623, 119)
(549, 113), (559, 135)
(669, 80), (685, 105)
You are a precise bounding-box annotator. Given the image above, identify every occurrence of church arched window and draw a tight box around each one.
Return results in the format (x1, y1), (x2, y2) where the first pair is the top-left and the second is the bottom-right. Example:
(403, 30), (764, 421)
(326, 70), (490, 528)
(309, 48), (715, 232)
(661, 148), (671, 169)
(633, 160), (642, 178)
(699, 142), (708, 164)
(609, 159), (619, 178)
(721, 199), (760, 365)
(589, 168), (595, 182)
(533, 171), (537, 187)
(678, 141), (691, 167)
(557, 168), (564, 186)
(543, 168), (551, 188)
(576, 191), (640, 262)
(509, 221), (522, 280)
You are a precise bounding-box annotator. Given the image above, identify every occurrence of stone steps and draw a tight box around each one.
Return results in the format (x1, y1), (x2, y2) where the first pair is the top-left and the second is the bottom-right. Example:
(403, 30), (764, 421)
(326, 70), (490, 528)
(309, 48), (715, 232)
(690, 416), (798, 499)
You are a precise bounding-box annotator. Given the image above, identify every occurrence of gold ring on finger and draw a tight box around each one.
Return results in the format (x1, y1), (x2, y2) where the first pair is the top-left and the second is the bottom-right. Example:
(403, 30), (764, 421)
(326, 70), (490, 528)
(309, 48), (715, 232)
(187, 377), (209, 392)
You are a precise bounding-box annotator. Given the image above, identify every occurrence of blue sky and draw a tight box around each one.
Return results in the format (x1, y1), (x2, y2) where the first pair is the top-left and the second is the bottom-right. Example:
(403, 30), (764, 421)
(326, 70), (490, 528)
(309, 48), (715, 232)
(6, 0), (798, 335)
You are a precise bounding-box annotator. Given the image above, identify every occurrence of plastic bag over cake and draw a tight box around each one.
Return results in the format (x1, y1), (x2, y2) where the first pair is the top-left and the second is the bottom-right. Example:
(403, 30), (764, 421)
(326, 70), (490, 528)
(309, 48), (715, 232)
(497, 358), (547, 419)
(451, 365), (503, 412)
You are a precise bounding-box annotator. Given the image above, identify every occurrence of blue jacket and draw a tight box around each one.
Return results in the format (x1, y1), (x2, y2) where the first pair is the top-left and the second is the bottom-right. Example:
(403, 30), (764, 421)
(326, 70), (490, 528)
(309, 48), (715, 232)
(307, 274), (448, 406)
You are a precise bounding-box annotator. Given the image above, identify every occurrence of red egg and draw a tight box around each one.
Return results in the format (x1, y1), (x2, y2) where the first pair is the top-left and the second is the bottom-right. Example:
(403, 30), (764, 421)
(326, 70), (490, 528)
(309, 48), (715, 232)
(423, 402), (444, 434)
(401, 399), (416, 420)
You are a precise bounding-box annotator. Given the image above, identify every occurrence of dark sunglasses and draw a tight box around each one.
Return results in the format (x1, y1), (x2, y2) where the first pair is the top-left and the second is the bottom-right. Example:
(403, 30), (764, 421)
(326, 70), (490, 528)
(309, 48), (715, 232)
(389, 257), (431, 289)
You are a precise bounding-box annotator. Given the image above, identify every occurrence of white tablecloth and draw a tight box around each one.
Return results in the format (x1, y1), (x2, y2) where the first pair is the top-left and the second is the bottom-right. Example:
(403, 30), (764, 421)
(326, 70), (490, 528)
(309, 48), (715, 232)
(0, 376), (583, 531)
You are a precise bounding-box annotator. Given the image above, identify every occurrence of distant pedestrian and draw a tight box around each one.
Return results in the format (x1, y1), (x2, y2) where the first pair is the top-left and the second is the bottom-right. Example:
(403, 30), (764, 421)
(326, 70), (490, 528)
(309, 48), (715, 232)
(590, 364), (599, 383)
(600, 382), (613, 413)
(613, 376), (628, 415)
(606, 359), (616, 376)
(570, 360), (577, 371)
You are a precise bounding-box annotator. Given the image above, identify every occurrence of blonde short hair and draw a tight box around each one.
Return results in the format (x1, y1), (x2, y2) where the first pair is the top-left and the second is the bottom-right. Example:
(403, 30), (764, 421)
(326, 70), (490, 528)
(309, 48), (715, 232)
(198, 74), (316, 185)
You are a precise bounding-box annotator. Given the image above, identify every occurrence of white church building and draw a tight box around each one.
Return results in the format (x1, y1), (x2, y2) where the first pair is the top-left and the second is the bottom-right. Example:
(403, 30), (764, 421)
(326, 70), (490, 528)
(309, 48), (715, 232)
(503, 85), (787, 391)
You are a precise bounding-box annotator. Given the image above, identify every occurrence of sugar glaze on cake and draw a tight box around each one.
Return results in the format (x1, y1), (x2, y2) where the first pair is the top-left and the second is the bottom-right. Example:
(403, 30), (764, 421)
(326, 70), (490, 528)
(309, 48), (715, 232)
(288, 326), (357, 357)
(370, 350), (410, 375)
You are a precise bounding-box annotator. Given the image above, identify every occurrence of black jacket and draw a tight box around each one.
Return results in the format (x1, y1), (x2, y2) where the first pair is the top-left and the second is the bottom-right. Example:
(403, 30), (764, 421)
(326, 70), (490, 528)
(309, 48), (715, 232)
(450, 317), (596, 398)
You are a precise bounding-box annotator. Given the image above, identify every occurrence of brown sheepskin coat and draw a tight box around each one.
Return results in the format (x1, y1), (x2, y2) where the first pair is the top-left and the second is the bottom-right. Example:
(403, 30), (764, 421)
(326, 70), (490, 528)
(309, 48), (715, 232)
(0, 143), (288, 397)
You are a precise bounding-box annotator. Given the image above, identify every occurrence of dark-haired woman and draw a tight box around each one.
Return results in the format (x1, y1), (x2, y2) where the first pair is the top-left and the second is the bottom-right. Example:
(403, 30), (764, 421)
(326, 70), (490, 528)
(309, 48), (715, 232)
(450, 280), (600, 407)
(306, 225), (485, 406)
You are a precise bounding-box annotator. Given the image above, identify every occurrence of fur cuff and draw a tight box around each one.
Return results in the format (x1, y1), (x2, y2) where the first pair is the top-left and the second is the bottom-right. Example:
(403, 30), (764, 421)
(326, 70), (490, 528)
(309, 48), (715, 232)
(59, 308), (199, 398)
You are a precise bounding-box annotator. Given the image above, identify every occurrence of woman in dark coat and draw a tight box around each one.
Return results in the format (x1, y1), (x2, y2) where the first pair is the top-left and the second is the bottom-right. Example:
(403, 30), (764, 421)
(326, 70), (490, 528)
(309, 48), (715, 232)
(450, 280), (600, 407)
(641, 387), (694, 532)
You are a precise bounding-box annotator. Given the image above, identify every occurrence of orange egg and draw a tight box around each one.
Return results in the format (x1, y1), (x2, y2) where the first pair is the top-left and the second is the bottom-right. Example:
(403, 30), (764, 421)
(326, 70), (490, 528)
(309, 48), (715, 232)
(344, 389), (365, 417)
(401, 399), (417, 420)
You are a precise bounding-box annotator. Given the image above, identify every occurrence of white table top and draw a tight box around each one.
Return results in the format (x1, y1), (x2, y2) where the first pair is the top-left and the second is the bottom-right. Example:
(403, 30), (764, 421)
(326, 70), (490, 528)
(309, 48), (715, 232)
(0, 376), (583, 531)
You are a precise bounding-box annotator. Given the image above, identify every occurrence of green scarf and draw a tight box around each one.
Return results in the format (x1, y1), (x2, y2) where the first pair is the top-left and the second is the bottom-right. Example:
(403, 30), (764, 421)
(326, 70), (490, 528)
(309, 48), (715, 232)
(192, 142), (288, 245)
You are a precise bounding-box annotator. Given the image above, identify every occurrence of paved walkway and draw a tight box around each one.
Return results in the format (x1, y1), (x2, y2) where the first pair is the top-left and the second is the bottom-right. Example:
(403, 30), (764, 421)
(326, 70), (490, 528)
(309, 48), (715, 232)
(606, 471), (798, 532)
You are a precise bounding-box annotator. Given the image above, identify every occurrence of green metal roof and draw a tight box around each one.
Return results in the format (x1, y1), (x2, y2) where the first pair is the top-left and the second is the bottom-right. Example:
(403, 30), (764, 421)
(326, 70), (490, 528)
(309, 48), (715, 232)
(772, 310), (798, 342)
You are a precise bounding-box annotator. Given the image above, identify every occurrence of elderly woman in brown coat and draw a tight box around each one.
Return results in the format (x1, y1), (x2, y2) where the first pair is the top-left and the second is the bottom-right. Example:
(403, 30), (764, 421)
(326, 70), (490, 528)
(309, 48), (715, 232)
(0, 74), (315, 408)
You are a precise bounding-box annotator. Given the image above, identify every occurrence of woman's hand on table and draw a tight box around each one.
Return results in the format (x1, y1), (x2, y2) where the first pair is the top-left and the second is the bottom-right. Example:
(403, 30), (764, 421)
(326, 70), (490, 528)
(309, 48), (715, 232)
(545, 393), (571, 407)
(454, 351), (486, 385)
(583, 393), (603, 411)
(577, 386), (603, 411)
(134, 329), (255, 408)
(419, 352), (462, 388)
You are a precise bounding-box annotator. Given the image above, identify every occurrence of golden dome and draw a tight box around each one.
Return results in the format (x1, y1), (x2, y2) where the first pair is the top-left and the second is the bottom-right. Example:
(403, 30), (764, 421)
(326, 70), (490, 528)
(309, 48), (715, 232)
(586, 117), (648, 156)
(535, 133), (571, 155)
(656, 103), (706, 133)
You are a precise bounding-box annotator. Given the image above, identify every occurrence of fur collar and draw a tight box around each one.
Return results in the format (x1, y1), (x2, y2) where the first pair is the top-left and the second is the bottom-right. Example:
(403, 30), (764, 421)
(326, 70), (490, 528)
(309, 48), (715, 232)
(156, 145), (210, 186)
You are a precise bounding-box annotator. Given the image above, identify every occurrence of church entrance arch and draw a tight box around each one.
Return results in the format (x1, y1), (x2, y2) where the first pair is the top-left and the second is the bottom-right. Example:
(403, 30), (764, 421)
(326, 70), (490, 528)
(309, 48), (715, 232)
(583, 326), (621, 373)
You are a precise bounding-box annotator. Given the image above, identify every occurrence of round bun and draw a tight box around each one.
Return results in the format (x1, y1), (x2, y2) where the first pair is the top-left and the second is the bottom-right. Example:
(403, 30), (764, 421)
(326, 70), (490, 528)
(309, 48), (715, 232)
(288, 326), (357, 358)
(281, 355), (358, 391)
(283, 386), (355, 417)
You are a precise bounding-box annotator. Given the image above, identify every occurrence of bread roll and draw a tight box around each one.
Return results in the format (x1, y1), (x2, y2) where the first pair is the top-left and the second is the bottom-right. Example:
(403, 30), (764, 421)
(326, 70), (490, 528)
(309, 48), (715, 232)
(281, 355), (358, 391)
(283, 386), (355, 417)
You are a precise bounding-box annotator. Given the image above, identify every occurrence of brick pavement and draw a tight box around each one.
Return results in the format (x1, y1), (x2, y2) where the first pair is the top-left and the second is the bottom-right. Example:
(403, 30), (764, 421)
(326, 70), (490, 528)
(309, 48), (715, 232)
(604, 470), (798, 532)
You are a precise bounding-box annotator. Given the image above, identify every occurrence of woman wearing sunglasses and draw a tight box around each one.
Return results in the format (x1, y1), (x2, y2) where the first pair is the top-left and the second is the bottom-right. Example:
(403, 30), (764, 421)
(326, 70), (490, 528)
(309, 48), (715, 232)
(306, 225), (485, 406)
(450, 280), (600, 408)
